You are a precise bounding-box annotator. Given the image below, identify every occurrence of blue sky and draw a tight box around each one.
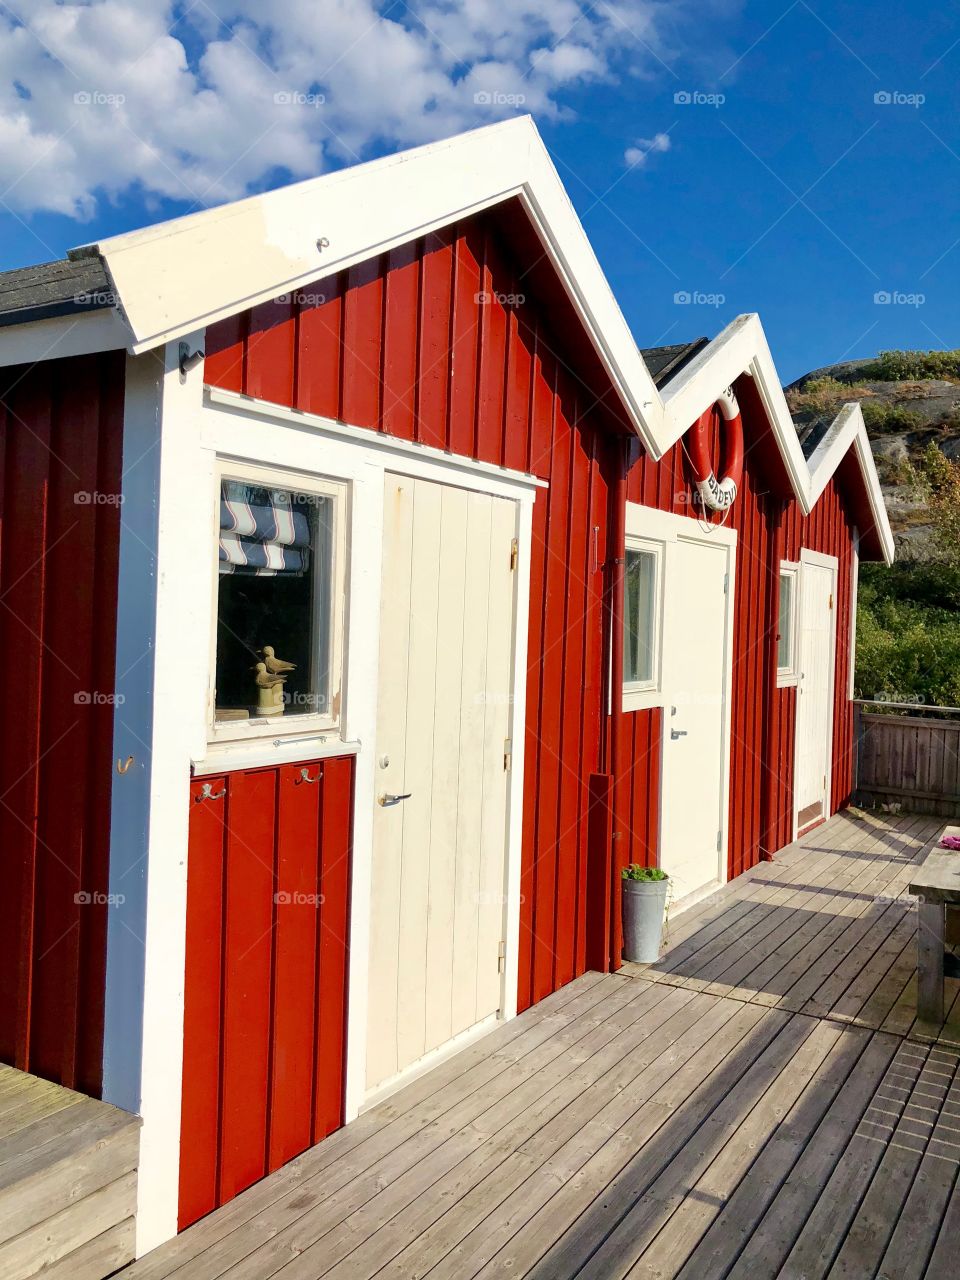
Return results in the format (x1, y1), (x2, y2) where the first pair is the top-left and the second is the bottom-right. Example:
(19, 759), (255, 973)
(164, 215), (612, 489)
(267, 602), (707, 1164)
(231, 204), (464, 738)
(1, 1), (957, 383)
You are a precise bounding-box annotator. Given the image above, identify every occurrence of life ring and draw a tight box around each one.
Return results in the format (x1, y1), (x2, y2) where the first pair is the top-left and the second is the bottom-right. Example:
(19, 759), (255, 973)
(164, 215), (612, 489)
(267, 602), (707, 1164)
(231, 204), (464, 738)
(686, 387), (744, 511)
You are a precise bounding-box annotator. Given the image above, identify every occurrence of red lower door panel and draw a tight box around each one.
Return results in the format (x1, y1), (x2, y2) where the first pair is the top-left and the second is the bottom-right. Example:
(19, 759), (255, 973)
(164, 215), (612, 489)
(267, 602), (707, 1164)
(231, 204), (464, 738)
(179, 755), (354, 1230)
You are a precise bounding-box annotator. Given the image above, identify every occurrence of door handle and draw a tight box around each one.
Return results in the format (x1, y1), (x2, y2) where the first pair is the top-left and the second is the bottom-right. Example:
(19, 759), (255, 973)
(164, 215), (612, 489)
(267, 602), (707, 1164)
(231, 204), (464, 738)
(378, 792), (412, 807)
(670, 729), (688, 740)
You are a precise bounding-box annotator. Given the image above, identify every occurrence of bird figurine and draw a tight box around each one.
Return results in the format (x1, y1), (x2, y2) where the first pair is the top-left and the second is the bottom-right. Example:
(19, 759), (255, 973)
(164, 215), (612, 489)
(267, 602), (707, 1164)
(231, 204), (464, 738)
(260, 644), (297, 674)
(254, 661), (288, 714)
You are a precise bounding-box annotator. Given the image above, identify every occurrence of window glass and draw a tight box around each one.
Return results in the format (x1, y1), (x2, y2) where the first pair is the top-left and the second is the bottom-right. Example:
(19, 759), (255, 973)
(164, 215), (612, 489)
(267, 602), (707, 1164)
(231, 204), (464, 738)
(215, 479), (336, 724)
(624, 547), (657, 685)
(778, 571), (794, 671)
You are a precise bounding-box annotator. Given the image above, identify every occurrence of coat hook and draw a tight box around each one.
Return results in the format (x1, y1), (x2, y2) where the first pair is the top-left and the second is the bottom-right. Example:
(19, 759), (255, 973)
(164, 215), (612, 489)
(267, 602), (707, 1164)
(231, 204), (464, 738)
(295, 767), (322, 785)
(196, 782), (227, 802)
(117, 756), (135, 774)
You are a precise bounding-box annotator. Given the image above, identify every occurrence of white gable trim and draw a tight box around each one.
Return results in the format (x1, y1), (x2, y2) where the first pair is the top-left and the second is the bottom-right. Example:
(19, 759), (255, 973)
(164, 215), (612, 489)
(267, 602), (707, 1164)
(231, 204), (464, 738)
(1, 116), (892, 560)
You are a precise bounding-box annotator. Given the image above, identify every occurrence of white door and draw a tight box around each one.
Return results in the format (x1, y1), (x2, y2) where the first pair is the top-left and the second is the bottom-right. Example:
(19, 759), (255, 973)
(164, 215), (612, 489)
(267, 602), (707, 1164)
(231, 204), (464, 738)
(659, 534), (732, 905)
(366, 474), (517, 1095)
(795, 554), (837, 832)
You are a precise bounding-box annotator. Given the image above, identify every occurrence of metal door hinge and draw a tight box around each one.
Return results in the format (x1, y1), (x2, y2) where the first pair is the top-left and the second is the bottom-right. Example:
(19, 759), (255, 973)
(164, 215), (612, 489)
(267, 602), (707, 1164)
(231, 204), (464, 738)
(717, 829), (722, 853)
(829, 593), (834, 610)
(510, 538), (519, 571)
(498, 940), (506, 974)
(723, 573), (729, 594)
(504, 739), (513, 772)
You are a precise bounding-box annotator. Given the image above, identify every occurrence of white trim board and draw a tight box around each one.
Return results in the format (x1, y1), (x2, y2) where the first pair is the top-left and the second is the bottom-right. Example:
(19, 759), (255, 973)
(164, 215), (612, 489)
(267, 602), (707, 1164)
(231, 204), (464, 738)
(114, 382), (540, 1253)
(792, 548), (839, 842)
(623, 502), (737, 891)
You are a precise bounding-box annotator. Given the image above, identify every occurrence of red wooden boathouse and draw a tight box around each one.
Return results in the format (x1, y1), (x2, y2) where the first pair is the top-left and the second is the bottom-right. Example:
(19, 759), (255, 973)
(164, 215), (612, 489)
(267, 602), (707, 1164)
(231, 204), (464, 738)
(0, 117), (892, 1255)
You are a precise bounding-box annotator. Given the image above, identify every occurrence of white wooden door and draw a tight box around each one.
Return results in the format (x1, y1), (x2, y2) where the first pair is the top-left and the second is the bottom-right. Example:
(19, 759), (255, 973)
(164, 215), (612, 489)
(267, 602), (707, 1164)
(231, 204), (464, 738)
(366, 474), (517, 1095)
(659, 535), (731, 905)
(795, 556), (836, 831)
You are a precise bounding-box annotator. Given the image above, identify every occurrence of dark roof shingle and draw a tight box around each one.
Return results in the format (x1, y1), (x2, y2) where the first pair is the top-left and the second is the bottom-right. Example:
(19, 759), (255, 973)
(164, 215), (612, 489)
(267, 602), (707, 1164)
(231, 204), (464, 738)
(0, 255), (114, 328)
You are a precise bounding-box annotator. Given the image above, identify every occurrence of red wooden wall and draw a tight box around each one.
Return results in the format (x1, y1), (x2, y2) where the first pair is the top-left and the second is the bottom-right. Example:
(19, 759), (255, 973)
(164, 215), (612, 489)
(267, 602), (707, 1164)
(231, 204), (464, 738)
(204, 210), (863, 1007)
(204, 211), (616, 1016)
(180, 755), (354, 1229)
(0, 351), (124, 1097)
(624, 390), (858, 879)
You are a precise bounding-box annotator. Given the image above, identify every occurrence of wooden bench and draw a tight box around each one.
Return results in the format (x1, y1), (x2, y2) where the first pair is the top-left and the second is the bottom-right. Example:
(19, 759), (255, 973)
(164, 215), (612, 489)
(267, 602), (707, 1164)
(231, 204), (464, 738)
(908, 823), (960, 1025)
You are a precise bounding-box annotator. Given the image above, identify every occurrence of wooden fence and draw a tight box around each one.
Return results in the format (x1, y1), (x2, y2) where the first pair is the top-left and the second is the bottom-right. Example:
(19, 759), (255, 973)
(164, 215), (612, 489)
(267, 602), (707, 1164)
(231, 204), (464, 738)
(855, 706), (960, 817)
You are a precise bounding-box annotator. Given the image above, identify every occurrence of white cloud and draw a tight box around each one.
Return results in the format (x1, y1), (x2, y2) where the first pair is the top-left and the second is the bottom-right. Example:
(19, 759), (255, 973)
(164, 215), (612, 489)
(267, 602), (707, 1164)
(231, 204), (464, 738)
(0, 0), (693, 220)
(624, 131), (672, 168)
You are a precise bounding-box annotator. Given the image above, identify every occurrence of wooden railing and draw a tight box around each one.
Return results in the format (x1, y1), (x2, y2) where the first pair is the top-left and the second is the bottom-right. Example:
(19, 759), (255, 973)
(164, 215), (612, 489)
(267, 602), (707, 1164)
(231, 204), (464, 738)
(854, 700), (960, 817)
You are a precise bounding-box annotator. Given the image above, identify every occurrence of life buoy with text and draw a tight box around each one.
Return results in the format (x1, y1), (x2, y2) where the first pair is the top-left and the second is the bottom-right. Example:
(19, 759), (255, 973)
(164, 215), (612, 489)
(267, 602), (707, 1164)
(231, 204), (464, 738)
(686, 387), (744, 511)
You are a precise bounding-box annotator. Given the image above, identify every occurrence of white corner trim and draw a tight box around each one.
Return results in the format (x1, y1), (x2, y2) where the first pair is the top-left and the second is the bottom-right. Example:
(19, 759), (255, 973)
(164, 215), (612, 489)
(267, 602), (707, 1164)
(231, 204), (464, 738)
(100, 336), (211, 1258)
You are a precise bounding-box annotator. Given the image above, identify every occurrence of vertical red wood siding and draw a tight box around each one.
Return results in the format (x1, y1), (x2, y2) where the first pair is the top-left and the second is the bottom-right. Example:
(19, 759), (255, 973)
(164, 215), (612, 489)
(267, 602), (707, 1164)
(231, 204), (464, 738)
(624, 396), (858, 879)
(0, 351), (124, 1097)
(205, 213), (613, 1016)
(179, 755), (354, 1229)
(205, 210), (862, 1007)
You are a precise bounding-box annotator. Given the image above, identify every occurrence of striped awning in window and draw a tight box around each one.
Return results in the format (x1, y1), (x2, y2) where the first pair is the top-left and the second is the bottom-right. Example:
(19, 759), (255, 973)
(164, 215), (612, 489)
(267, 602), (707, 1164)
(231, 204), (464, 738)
(218, 480), (311, 577)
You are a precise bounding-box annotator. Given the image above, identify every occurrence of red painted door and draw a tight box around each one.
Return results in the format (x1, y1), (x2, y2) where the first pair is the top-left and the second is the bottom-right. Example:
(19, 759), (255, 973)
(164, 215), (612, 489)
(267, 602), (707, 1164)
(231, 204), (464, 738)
(179, 755), (354, 1229)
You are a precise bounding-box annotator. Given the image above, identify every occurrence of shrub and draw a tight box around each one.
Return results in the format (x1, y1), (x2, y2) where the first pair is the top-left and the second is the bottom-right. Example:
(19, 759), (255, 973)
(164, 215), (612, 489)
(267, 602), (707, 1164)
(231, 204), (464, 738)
(860, 401), (925, 433)
(787, 376), (868, 417)
(862, 350), (960, 381)
(622, 865), (668, 882)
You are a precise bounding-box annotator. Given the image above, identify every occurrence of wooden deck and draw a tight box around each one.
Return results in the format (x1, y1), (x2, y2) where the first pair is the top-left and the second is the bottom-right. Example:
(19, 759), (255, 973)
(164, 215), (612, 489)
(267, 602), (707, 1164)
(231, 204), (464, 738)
(0, 1064), (140, 1279)
(125, 810), (960, 1280)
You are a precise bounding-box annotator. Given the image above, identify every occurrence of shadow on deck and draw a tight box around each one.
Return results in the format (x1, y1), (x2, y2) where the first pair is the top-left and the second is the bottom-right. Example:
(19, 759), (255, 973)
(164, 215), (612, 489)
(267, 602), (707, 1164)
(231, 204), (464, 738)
(120, 811), (959, 1280)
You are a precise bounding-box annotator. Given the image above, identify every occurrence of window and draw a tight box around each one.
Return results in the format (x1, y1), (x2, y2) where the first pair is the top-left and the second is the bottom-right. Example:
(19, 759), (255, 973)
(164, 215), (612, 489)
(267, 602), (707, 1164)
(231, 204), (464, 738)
(624, 544), (659, 689)
(211, 466), (346, 741)
(777, 564), (799, 684)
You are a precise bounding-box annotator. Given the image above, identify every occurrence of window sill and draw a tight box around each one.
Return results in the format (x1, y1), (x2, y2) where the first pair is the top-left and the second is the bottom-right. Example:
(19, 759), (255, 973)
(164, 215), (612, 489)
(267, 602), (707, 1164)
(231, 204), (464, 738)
(193, 736), (360, 777)
(776, 671), (799, 689)
(622, 687), (664, 714)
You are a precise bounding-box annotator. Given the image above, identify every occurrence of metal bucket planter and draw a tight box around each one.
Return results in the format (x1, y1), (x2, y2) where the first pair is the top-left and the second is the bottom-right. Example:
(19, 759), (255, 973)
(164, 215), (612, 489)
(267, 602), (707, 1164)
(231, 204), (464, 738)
(621, 873), (669, 963)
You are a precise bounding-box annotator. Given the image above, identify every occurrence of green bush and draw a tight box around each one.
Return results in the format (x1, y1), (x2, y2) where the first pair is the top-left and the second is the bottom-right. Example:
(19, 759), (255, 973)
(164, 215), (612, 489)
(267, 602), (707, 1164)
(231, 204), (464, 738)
(787, 376), (867, 417)
(856, 569), (960, 706)
(862, 350), (960, 381)
(622, 865), (668, 882)
(860, 401), (925, 433)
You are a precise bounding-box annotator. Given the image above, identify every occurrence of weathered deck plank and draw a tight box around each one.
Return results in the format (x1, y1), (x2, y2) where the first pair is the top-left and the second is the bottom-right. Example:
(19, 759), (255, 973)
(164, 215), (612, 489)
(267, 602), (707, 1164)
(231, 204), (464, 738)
(0, 1065), (140, 1280)
(125, 812), (960, 1280)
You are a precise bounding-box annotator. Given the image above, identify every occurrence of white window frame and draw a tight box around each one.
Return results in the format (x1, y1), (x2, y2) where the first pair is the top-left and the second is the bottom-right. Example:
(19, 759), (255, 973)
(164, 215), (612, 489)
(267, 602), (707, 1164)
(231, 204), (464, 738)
(207, 458), (349, 746)
(777, 560), (800, 687)
(622, 534), (665, 712)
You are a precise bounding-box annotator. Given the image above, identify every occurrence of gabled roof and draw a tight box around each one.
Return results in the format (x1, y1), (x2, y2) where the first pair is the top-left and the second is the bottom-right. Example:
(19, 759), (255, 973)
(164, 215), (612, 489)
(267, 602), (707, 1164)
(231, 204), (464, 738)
(0, 256), (113, 327)
(0, 116), (893, 562)
(640, 340), (709, 387)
